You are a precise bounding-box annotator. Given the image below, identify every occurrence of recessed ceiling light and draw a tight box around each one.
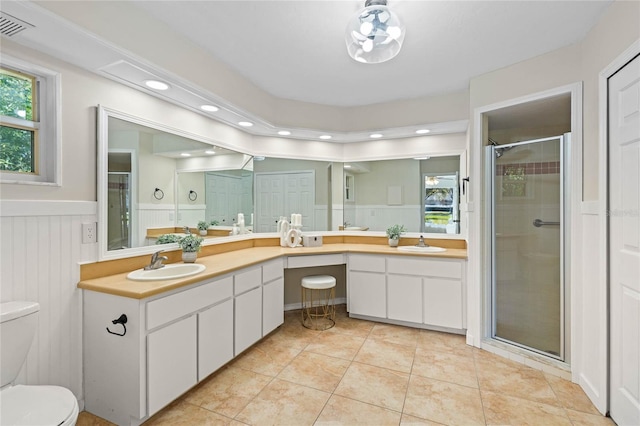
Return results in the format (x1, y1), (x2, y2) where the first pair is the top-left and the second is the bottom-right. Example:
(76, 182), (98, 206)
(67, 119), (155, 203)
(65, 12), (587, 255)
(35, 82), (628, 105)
(370, 133), (383, 139)
(201, 104), (219, 112)
(238, 121), (254, 127)
(180, 153), (191, 157)
(205, 150), (216, 155)
(277, 130), (291, 136)
(414, 156), (430, 160)
(415, 129), (431, 134)
(344, 164), (352, 168)
(319, 134), (332, 140)
(144, 80), (170, 90)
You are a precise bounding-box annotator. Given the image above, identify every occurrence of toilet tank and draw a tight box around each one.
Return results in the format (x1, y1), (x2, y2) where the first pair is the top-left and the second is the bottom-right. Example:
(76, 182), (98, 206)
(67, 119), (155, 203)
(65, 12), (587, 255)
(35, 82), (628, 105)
(0, 301), (39, 387)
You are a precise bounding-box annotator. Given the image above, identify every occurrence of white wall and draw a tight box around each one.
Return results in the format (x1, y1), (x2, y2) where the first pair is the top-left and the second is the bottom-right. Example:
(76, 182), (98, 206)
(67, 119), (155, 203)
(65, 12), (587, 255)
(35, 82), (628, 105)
(0, 201), (97, 406)
(466, 0), (640, 414)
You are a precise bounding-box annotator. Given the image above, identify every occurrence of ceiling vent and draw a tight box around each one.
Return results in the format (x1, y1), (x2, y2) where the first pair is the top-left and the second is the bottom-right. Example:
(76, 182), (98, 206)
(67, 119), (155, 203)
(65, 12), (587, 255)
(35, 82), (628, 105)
(0, 12), (34, 38)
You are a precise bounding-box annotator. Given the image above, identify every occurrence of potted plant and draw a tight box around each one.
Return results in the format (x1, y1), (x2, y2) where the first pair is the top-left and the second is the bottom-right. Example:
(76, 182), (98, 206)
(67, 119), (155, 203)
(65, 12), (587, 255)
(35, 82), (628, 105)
(197, 221), (209, 236)
(386, 224), (406, 247)
(155, 234), (182, 245)
(209, 219), (219, 227)
(178, 234), (203, 263)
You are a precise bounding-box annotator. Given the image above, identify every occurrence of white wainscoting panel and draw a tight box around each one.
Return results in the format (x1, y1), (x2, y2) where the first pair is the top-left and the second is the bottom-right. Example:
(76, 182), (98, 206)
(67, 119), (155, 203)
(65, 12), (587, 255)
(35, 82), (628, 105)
(137, 204), (175, 247)
(354, 204), (421, 232)
(573, 203), (607, 413)
(176, 204), (206, 228)
(0, 200), (97, 407)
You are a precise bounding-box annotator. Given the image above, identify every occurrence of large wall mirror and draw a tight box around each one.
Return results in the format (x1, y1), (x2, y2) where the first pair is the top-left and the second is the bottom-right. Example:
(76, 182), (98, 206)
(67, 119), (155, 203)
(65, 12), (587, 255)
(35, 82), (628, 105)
(342, 156), (461, 234)
(98, 106), (465, 260)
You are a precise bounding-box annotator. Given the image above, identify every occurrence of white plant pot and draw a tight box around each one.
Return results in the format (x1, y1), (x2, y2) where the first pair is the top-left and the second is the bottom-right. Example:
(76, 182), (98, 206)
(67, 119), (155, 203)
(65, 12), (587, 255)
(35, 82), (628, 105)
(199, 230), (207, 236)
(182, 251), (198, 263)
(388, 238), (399, 247)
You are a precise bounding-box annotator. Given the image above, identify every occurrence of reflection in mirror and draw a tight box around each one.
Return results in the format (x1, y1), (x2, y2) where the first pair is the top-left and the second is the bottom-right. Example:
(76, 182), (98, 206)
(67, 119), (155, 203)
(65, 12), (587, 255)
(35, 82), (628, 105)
(106, 115), (248, 252)
(99, 108), (465, 260)
(176, 168), (253, 230)
(342, 156), (461, 234)
(423, 172), (459, 234)
(252, 157), (332, 232)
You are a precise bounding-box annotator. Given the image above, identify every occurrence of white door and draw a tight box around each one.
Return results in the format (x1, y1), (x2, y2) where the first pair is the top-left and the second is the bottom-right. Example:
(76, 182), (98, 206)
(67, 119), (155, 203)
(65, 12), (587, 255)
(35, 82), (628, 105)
(255, 174), (284, 232)
(206, 173), (228, 225)
(255, 171), (315, 232)
(609, 53), (640, 426)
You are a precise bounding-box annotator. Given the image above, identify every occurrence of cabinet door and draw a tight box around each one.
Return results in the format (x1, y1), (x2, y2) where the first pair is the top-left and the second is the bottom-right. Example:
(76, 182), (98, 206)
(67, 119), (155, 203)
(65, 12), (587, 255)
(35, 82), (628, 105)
(423, 278), (463, 329)
(348, 271), (386, 318)
(388, 274), (422, 323)
(148, 315), (197, 416)
(263, 277), (284, 336)
(198, 299), (234, 381)
(235, 287), (263, 354)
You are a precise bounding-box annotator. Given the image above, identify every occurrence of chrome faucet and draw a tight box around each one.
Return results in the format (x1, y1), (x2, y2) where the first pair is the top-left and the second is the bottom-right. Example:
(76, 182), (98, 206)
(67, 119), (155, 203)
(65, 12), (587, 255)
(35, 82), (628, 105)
(183, 226), (191, 234)
(416, 235), (429, 248)
(144, 250), (168, 270)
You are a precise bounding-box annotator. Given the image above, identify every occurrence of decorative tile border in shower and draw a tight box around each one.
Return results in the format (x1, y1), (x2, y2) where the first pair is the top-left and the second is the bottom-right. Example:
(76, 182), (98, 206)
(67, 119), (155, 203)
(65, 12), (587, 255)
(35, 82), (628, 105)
(496, 161), (561, 176)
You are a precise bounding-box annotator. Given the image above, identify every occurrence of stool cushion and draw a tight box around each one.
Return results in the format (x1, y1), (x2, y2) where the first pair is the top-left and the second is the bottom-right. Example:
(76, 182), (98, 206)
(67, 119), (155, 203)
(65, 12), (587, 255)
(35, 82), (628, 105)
(301, 275), (336, 290)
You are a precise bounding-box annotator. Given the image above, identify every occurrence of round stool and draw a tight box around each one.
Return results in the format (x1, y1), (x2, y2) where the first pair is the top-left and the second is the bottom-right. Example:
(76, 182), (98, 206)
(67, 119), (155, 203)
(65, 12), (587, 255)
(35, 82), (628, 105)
(301, 275), (336, 330)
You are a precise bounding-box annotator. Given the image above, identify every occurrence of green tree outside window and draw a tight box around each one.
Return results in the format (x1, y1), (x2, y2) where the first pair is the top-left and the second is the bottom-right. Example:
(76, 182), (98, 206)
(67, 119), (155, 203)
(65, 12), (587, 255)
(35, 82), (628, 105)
(0, 68), (36, 173)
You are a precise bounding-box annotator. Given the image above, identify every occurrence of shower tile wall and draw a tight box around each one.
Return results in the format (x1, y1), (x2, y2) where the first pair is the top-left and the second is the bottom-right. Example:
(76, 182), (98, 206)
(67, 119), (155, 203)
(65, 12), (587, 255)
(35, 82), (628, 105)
(494, 140), (562, 357)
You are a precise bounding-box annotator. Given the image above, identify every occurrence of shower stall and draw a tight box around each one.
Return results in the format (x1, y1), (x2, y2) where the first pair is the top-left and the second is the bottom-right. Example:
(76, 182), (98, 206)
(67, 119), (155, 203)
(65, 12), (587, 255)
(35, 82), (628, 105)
(486, 135), (570, 360)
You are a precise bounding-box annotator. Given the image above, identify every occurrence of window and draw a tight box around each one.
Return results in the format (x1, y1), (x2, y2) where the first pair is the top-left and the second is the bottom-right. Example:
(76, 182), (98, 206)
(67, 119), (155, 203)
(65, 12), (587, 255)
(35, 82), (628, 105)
(0, 56), (60, 185)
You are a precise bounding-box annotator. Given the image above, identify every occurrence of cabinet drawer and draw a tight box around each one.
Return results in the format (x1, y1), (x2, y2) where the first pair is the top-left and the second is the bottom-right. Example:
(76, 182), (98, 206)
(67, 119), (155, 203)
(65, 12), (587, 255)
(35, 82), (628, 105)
(235, 267), (262, 295)
(387, 257), (461, 279)
(287, 254), (345, 269)
(147, 277), (233, 330)
(349, 254), (385, 273)
(263, 258), (284, 283)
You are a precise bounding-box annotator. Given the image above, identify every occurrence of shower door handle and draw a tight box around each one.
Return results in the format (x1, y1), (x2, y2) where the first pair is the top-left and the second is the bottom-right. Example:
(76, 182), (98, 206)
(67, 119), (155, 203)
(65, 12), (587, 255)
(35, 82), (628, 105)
(533, 219), (560, 227)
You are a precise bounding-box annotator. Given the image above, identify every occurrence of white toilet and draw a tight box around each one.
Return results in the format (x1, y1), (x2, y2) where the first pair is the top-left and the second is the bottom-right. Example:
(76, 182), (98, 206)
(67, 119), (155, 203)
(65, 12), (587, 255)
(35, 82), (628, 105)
(0, 301), (79, 426)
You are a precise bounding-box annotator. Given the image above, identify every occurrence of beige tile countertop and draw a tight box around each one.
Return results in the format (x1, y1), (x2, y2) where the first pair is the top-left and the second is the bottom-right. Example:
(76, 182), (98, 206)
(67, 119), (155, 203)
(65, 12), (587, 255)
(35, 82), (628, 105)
(78, 243), (467, 300)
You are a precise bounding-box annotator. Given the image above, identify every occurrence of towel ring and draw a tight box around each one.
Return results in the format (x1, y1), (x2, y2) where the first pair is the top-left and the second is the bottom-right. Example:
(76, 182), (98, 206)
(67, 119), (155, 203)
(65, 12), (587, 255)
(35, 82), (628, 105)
(153, 188), (164, 200)
(188, 190), (198, 201)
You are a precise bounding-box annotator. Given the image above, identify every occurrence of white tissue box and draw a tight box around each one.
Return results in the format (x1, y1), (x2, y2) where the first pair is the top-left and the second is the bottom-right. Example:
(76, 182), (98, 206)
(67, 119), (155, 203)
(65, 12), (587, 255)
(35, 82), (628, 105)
(302, 234), (323, 247)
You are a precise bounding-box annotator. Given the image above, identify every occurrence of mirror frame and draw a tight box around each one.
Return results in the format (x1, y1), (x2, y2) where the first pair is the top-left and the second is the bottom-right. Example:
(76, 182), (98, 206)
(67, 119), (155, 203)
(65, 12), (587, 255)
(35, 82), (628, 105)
(97, 105), (252, 260)
(98, 105), (468, 261)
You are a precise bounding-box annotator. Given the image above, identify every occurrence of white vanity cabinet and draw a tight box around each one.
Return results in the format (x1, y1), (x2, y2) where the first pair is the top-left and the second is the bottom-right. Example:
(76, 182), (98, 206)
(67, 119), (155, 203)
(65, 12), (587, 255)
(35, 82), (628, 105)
(347, 254), (386, 317)
(234, 267), (263, 354)
(198, 298), (234, 380)
(387, 256), (465, 330)
(262, 258), (284, 336)
(387, 274), (422, 323)
(147, 315), (197, 414)
(348, 253), (466, 332)
(83, 258), (285, 426)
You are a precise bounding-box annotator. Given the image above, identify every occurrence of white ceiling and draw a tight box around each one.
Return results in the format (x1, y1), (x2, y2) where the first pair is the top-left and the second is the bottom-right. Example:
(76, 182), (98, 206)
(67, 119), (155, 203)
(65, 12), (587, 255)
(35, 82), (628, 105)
(1, 0), (611, 142)
(131, 0), (611, 107)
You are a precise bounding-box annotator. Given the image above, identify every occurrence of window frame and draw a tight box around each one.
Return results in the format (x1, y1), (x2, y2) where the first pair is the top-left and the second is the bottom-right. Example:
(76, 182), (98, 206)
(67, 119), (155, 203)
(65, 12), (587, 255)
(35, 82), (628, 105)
(0, 55), (61, 186)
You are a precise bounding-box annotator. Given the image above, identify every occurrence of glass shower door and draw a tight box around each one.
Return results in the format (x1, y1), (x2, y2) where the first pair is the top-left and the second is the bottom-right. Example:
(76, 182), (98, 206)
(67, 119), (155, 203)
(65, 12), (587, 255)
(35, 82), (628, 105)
(489, 135), (567, 359)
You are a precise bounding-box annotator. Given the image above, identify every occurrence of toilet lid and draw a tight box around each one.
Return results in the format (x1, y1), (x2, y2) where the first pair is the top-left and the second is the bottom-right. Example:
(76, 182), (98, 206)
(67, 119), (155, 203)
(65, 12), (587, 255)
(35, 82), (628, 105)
(1, 385), (77, 426)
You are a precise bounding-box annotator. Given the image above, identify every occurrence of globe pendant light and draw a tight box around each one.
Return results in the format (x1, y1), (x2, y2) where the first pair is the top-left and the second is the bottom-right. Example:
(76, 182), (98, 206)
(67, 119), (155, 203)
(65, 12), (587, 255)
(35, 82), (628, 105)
(345, 0), (405, 64)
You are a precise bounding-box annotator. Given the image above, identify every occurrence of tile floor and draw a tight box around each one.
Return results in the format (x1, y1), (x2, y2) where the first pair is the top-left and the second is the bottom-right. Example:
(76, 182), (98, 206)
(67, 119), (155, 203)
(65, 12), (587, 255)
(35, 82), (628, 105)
(78, 306), (613, 426)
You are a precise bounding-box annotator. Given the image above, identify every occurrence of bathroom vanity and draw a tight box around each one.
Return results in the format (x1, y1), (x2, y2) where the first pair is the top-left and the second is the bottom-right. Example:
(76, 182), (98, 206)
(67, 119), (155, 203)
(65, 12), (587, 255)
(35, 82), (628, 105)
(83, 257), (284, 426)
(79, 241), (466, 425)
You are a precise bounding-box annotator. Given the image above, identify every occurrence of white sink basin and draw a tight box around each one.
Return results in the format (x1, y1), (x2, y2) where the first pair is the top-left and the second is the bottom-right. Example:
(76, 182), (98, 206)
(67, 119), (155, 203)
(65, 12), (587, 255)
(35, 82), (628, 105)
(397, 246), (447, 253)
(127, 263), (206, 281)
